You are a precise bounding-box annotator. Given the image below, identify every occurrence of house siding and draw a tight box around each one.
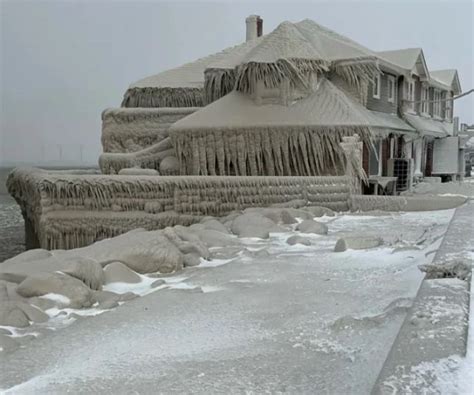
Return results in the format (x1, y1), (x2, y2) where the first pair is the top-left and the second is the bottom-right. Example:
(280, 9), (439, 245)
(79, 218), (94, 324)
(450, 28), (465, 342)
(366, 73), (398, 114)
(329, 73), (362, 103)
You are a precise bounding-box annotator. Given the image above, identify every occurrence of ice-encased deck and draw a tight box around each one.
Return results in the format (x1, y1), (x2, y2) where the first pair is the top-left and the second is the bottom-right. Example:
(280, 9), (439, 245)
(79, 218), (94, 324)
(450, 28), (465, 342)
(7, 168), (351, 250)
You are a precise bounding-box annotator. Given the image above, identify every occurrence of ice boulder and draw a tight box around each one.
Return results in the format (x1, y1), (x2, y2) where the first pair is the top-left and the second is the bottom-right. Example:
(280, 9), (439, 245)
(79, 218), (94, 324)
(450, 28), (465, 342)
(286, 235), (313, 246)
(231, 214), (284, 239)
(200, 219), (230, 234)
(334, 236), (383, 252)
(196, 229), (240, 248)
(104, 262), (141, 284)
(159, 156), (180, 175)
(296, 219), (328, 235)
(16, 272), (94, 308)
(0, 302), (30, 327)
(303, 206), (335, 217)
(62, 257), (104, 291)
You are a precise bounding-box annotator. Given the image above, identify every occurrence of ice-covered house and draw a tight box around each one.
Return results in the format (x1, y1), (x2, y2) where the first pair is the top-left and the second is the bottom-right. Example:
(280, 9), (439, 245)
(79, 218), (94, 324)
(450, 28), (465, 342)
(375, 48), (462, 182)
(7, 16), (464, 250)
(102, 18), (416, 180)
(106, 16), (461, 188)
(101, 16), (461, 190)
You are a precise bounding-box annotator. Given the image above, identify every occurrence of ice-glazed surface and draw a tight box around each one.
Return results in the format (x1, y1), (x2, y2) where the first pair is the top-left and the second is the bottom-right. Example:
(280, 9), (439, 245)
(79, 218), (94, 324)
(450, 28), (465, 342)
(0, 209), (455, 394)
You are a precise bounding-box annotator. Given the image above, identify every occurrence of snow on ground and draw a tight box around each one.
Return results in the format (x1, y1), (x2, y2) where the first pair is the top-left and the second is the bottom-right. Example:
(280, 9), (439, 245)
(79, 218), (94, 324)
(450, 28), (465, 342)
(457, 269), (474, 394)
(0, 208), (461, 394)
(0, 210), (454, 343)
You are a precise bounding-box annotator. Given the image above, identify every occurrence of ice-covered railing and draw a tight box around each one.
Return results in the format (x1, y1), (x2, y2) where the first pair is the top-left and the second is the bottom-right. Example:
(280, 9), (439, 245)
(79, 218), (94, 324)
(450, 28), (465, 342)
(99, 137), (177, 175)
(7, 168), (351, 250)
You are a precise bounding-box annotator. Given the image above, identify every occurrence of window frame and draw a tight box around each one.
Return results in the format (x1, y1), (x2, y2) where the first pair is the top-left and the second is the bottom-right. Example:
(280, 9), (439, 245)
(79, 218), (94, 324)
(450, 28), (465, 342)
(404, 78), (415, 111)
(433, 89), (441, 117)
(387, 75), (395, 103)
(372, 73), (381, 99)
(445, 91), (452, 120)
(421, 86), (429, 115)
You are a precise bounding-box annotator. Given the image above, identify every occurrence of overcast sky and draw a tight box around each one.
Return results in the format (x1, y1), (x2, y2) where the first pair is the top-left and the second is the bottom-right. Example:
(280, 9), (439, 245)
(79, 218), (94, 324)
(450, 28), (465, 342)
(1, 0), (473, 165)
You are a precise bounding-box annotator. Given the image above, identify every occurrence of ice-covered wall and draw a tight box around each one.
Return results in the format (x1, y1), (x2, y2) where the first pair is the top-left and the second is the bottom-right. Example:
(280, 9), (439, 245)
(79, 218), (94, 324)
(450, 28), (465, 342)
(7, 168), (351, 250)
(101, 107), (198, 153)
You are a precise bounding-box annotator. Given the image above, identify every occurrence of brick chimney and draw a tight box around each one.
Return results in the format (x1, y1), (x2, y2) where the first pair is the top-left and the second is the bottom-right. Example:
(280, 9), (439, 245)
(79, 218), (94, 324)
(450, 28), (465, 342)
(246, 15), (263, 41)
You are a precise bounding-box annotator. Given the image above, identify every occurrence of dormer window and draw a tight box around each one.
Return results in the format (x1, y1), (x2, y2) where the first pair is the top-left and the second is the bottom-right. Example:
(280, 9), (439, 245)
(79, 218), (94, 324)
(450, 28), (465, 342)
(372, 74), (381, 99)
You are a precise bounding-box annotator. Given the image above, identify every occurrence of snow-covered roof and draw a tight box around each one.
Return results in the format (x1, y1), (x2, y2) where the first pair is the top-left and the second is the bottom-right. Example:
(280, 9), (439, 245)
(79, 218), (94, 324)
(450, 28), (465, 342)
(129, 38), (263, 89)
(376, 48), (431, 79)
(170, 78), (414, 132)
(430, 69), (462, 94)
(404, 113), (453, 138)
(377, 48), (423, 71)
(132, 19), (379, 91)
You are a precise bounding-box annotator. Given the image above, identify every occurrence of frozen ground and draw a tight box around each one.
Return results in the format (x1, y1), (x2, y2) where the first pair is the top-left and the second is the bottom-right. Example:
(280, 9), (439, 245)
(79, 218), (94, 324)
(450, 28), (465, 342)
(0, 209), (455, 394)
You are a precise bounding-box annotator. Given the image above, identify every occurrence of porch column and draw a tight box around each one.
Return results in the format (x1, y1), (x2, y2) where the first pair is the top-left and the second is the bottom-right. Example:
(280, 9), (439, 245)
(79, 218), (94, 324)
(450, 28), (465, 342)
(340, 134), (363, 195)
(378, 140), (383, 176)
(413, 138), (423, 177)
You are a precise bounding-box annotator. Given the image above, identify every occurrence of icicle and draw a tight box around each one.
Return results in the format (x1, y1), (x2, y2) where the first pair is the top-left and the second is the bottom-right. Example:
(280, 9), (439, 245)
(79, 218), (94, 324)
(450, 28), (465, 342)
(121, 87), (204, 108)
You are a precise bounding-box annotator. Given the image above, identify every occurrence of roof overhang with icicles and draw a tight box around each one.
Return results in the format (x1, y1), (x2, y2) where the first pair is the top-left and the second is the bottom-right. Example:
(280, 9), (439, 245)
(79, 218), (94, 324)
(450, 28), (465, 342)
(205, 19), (380, 102)
(171, 78), (414, 133)
(168, 78), (416, 177)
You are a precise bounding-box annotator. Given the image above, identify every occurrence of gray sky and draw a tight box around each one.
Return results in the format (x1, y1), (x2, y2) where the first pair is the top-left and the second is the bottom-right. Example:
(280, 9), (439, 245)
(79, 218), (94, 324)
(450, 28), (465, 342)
(1, 0), (473, 165)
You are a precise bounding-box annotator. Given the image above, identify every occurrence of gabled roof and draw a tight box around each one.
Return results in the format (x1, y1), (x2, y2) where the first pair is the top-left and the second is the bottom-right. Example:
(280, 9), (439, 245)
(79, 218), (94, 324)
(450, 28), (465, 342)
(376, 48), (430, 79)
(430, 69), (462, 94)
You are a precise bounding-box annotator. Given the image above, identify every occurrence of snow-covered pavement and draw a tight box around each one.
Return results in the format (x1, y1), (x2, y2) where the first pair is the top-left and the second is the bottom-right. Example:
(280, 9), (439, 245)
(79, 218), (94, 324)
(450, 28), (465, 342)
(0, 209), (454, 394)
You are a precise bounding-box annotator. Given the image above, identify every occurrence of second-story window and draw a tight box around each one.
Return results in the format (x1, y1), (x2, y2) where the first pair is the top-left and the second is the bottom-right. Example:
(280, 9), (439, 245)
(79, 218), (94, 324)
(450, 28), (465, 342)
(373, 74), (381, 99)
(445, 92), (453, 120)
(387, 76), (395, 102)
(404, 78), (415, 111)
(421, 87), (429, 114)
(433, 89), (441, 117)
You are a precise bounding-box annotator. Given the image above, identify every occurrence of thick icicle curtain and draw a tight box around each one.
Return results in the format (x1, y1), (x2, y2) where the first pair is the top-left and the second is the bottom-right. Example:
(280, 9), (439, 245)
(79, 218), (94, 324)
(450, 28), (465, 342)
(121, 87), (204, 108)
(331, 59), (379, 104)
(203, 58), (379, 108)
(170, 126), (372, 177)
(204, 69), (237, 105)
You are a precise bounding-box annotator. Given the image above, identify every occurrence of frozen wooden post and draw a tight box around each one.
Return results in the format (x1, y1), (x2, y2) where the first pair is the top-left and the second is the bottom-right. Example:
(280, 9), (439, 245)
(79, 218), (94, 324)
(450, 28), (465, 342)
(340, 134), (363, 195)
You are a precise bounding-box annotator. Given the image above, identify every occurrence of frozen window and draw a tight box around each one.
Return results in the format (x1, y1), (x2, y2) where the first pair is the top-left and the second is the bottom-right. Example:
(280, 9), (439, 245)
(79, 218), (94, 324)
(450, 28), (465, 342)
(373, 74), (381, 99)
(404, 78), (415, 111)
(387, 76), (395, 102)
(421, 87), (429, 114)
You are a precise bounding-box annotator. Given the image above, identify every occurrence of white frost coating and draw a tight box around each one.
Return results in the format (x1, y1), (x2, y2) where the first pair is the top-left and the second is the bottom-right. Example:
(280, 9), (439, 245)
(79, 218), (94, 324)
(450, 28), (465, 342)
(7, 168), (351, 250)
(169, 77), (410, 177)
(198, 258), (235, 268)
(0, 207), (456, 392)
(100, 136), (173, 174)
(39, 293), (71, 306)
(118, 168), (159, 176)
(122, 38), (263, 107)
(101, 107), (198, 153)
(456, 269), (474, 394)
